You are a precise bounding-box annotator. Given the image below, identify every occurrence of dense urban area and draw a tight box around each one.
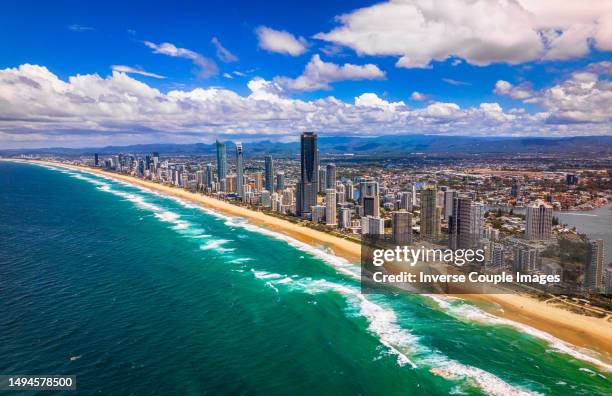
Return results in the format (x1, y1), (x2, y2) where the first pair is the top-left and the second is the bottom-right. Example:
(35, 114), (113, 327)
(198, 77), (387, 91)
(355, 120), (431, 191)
(13, 133), (612, 305)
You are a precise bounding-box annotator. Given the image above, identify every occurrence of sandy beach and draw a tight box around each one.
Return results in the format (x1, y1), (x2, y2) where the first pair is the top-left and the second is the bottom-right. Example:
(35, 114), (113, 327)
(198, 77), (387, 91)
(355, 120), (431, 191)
(32, 160), (612, 362)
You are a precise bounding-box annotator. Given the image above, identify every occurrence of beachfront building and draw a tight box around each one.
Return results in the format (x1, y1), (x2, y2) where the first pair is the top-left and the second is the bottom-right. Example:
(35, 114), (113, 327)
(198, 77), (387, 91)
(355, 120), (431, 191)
(585, 239), (605, 292)
(297, 132), (319, 217)
(325, 189), (337, 227)
(236, 143), (244, 199)
(216, 140), (227, 192)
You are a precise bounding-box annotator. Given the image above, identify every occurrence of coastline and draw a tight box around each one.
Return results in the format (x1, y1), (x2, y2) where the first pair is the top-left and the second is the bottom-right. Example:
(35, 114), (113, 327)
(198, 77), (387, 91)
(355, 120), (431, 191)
(21, 160), (612, 364)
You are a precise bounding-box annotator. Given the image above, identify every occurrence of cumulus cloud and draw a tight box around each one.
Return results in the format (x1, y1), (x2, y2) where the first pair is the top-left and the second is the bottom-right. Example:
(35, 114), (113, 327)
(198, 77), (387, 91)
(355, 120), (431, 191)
(144, 41), (218, 78)
(211, 37), (238, 63)
(494, 62), (612, 124)
(0, 64), (610, 147)
(273, 54), (385, 91)
(314, 0), (612, 68)
(493, 80), (534, 101)
(111, 65), (165, 79)
(256, 26), (308, 56)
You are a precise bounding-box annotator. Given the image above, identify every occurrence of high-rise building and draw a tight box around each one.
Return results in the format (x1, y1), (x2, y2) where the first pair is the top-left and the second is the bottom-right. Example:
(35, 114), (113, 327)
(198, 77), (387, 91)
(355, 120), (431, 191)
(264, 155), (274, 192)
(325, 189), (337, 226)
(326, 164), (336, 190)
(514, 245), (538, 273)
(311, 205), (326, 223)
(399, 191), (412, 211)
(94, 153), (99, 167)
(362, 216), (384, 236)
(297, 132), (319, 216)
(525, 203), (553, 240)
(338, 207), (351, 229)
(449, 196), (474, 249)
(443, 190), (456, 220)
(511, 178), (521, 198)
(336, 183), (346, 204)
(205, 163), (214, 189)
(216, 140), (227, 192)
(318, 167), (327, 193)
(276, 171), (285, 191)
(235, 143), (244, 198)
(360, 179), (380, 217)
(392, 210), (412, 245)
(585, 239), (605, 292)
(420, 187), (441, 240)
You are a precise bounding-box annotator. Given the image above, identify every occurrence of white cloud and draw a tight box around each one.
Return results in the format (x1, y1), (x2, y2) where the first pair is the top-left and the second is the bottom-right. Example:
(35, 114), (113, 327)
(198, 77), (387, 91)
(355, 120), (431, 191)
(256, 26), (308, 56)
(494, 62), (612, 123)
(144, 41), (218, 78)
(442, 78), (471, 86)
(493, 80), (534, 101)
(111, 65), (165, 79)
(223, 73), (233, 79)
(410, 91), (427, 101)
(273, 54), (385, 91)
(314, 0), (612, 68)
(211, 37), (238, 63)
(0, 64), (609, 147)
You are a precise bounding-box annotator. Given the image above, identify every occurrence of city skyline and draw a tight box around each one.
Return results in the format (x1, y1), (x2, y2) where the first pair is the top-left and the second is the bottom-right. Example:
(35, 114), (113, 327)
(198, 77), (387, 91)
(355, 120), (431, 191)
(1, 0), (612, 148)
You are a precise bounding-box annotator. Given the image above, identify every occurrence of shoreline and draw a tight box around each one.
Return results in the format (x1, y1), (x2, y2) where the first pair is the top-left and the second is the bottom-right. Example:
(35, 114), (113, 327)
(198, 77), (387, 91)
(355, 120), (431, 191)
(16, 160), (612, 365)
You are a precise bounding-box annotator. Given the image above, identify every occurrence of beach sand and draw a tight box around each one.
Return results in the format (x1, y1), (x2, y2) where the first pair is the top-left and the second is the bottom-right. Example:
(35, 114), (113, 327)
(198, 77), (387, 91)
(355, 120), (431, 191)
(34, 161), (612, 362)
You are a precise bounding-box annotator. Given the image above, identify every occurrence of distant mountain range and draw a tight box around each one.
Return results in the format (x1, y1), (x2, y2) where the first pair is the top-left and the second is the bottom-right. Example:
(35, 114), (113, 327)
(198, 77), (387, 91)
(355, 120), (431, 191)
(2, 135), (611, 157)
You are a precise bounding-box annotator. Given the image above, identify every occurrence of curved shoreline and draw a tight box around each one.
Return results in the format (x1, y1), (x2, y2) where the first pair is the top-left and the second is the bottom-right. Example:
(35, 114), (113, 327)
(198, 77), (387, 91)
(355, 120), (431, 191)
(14, 159), (612, 365)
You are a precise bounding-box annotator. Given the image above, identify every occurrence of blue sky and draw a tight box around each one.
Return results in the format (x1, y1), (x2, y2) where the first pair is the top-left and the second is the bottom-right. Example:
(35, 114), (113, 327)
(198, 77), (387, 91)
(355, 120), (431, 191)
(0, 0), (611, 148)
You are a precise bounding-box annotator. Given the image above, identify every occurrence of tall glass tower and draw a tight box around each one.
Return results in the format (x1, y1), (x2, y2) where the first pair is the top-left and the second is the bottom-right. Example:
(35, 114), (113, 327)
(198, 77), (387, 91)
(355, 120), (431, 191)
(235, 142), (244, 199)
(216, 140), (227, 192)
(264, 155), (274, 192)
(297, 132), (319, 216)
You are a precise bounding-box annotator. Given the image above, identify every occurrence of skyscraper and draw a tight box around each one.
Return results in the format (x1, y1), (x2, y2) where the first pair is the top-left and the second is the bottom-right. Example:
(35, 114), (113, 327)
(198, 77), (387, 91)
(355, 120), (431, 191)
(525, 202), (553, 240)
(585, 239), (605, 292)
(420, 187), (441, 240)
(318, 167), (327, 193)
(297, 132), (319, 216)
(448, 196), (484, 249)
(235, 143), (244, 199)
(443, 189), (456, 220)
(264, 155), (274, 192)
(325, 189), (337, 226)
(205, 163), (214, 189)
(94, 153), (99, 167)
(276, 171), (285, 191)
(392, 210), (412, 245)
(360, 179), (380, 217)
(399, 191), (412, 211)
(326, 164), (336, 189)
(216, 140), (227, 192)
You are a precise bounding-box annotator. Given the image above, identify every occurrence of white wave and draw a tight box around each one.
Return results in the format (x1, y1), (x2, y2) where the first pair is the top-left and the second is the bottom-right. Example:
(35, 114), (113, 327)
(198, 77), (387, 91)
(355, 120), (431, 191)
(199, 239), (232, 252)
(428, 295), (612, 372)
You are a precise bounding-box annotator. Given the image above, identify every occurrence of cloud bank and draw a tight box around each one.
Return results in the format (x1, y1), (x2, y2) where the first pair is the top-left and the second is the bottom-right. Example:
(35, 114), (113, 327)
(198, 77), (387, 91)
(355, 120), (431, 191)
(0, 64), (610, 147)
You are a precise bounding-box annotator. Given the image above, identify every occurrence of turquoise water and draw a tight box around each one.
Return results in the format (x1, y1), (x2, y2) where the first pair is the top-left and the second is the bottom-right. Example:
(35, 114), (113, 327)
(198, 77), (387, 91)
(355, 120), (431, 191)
(0, 161), (610, 395)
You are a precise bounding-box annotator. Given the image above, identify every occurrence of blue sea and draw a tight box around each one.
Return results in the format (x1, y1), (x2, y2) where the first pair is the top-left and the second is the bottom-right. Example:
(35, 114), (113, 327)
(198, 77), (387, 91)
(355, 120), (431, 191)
(0, 161), (610, 395)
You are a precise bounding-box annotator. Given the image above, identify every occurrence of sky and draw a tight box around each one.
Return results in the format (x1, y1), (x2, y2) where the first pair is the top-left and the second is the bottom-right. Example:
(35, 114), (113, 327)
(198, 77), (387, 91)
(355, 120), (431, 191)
(0, 0), (611, 148)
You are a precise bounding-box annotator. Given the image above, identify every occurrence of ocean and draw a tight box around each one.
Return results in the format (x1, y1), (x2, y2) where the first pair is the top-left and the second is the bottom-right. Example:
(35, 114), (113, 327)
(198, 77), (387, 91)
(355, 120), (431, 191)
(0, 161), (610, 395)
